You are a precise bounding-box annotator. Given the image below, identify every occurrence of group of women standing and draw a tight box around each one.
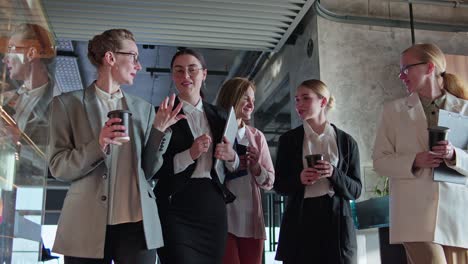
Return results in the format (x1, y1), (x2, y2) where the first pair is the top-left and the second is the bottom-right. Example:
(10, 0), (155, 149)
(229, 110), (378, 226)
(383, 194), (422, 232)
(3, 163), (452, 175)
(43, 26), (467, 264)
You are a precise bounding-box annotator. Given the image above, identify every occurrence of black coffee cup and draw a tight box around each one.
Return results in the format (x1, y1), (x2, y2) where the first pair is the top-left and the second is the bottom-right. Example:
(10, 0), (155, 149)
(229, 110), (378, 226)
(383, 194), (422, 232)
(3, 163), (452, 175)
(107, 110), (132, 143)
(305, 154), (324, 168)
(428, 126), (450, 149)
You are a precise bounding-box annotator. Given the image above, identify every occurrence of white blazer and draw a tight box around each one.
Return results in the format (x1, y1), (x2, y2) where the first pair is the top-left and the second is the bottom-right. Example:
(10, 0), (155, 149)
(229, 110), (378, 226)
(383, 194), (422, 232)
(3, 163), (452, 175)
(373, 92), (468, 248)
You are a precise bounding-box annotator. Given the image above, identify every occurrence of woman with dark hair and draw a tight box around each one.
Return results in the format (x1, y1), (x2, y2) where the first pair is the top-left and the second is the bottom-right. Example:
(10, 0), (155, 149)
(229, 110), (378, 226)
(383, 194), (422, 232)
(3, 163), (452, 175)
(373, 43), (468, 264)
(48, 28), (182, 263)
(154, 48), (238, 264)
(274, 79), (361, 264)
(216, 77), (274, 264)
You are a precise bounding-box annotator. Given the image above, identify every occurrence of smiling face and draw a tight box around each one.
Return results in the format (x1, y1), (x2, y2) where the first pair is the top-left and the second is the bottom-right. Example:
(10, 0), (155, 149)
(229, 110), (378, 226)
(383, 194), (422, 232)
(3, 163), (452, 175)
(171, 54), (207, 101)
(3, 33), (30, 81)
(294, 85), (325, 121)
(235, 86), (255, 121)
(110, 39), (141, 86)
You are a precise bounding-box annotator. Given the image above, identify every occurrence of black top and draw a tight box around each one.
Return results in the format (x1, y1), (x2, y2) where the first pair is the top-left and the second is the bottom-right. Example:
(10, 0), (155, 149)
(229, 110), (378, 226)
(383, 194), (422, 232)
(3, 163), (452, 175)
(274, 123), (362, 264)
(153, 100), (235, 205)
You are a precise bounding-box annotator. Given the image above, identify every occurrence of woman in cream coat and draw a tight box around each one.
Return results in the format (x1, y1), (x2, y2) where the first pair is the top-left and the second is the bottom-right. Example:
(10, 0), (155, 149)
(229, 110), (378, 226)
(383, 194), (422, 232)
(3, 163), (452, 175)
(373, 43), (468, 264)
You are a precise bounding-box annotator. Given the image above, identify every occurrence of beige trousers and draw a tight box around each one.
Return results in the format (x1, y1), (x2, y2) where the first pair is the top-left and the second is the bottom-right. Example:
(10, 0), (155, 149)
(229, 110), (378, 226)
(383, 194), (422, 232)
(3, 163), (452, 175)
(404, 242), (468, 264)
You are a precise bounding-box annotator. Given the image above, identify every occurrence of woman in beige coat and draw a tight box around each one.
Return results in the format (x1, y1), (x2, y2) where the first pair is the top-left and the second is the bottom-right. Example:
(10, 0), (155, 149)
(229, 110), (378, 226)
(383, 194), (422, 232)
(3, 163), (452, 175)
(373, 43), (468, 264)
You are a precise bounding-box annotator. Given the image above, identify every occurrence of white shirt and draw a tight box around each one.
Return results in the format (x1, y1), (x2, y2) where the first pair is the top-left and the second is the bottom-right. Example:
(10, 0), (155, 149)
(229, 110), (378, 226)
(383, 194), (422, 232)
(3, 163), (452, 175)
(173, 99), (214, 178)
(302, 121), (338, 198)
(14, 83), (47, 131)
(95, 84), (142, 224)
(173, 98), (238, 178)
(227, 126), (254, 236)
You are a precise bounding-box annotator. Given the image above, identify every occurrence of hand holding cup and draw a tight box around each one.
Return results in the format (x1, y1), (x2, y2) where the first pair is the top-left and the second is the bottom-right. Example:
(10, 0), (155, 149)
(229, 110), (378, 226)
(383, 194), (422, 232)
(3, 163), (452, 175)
(314, 160), (334, 178)
(99, 116), (128, 150)
(246, 145), (261, 176)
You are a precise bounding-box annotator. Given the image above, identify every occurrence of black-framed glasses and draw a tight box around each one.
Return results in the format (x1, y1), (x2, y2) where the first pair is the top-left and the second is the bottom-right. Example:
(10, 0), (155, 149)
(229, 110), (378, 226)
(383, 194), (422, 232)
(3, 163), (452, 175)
(399, 62), (427, 76)
(172, 66), (204, 77)
(7, 45), (29, 53)
(115, 51), (139, 64)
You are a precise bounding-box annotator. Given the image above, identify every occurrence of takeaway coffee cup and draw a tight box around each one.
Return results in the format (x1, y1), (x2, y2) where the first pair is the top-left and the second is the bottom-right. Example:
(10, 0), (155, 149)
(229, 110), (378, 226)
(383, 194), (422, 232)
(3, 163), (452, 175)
(305, 154), (324, 168)
(107, 110), (132, 143)
(428, 126), (450, 149)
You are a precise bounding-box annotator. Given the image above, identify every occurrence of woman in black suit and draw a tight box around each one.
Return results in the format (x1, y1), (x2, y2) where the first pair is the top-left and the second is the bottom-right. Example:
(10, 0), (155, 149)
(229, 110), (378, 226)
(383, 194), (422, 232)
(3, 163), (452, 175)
(154, 48), (238, 264)
(274, 79), (362, 264)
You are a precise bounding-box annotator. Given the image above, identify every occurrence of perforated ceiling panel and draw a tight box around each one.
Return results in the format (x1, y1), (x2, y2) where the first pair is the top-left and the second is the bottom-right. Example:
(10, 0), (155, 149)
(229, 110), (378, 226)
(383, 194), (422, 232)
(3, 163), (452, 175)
(42, 0), (314, 51)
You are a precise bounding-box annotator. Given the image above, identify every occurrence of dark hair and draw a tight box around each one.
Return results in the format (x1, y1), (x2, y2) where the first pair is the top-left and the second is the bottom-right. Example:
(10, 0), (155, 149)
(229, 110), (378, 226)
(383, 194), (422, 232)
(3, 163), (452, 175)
(87, 29), (135, 67)
(170, 48), (207, 69)
(216, 77), (256, 111)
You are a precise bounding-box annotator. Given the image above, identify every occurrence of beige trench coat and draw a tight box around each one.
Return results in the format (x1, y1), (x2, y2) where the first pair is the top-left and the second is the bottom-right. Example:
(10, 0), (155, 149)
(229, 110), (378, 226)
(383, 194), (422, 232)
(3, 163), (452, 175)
(373, 92), (468, 248)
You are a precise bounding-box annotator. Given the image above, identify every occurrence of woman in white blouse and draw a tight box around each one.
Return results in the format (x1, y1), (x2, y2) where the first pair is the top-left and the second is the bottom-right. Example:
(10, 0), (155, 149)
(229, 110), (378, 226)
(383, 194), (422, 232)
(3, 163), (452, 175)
(274, 79), (362, 264)
(216, 77), (275, 264)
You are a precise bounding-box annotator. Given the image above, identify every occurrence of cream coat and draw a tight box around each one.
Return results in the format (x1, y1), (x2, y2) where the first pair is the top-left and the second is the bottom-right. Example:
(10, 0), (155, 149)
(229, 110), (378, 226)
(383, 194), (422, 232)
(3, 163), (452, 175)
(373, 92), (468, 248)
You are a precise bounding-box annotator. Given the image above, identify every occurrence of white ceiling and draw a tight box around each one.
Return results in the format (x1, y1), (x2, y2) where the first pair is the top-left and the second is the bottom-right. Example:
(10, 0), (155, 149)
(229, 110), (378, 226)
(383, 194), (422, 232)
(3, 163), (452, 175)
(42, 0), (315, 51)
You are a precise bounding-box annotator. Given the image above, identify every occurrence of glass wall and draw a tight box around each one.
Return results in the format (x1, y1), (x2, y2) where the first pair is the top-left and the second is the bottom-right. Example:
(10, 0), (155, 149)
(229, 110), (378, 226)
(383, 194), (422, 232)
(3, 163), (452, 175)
(0, 0), (56, 262)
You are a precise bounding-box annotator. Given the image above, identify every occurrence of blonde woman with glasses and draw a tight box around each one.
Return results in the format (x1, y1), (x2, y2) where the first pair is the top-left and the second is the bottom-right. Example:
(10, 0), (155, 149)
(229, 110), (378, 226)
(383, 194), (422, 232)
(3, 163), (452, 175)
(373, 43), (468, 264)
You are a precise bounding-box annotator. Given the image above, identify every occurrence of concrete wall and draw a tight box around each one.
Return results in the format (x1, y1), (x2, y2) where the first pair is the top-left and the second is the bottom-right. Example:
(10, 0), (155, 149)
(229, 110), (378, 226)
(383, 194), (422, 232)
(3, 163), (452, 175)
(321, 0), (468, 24)
(317, 18), (468, 198)
(254, 11), (321, 129)
(254, 6), (468, 264)
(254, 6), (468, 199)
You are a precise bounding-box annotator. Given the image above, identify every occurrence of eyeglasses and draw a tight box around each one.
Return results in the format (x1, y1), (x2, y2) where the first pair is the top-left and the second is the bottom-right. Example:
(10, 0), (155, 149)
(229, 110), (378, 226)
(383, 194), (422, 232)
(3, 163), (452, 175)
(115, 51), (139, 64)
(172, 66), (203, 77)
(399, 62), (427, 76)
(7, 45), (28, 54)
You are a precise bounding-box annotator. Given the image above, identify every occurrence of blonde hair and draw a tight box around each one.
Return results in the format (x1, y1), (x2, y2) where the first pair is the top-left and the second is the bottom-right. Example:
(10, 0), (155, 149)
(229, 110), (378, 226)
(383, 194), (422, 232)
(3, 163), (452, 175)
(12, 23), (55, 63)
(216, 77), (256, 112)
(403, 43), (468, 100)
(88, 29), (135, 67)
(299, 79), (335, 109)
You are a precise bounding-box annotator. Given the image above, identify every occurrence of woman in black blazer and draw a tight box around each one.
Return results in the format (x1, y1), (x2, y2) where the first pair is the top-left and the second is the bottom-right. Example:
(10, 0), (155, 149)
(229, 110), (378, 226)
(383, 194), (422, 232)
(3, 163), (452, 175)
(154, 48), (238, 264)
(274, 79), (362, 264)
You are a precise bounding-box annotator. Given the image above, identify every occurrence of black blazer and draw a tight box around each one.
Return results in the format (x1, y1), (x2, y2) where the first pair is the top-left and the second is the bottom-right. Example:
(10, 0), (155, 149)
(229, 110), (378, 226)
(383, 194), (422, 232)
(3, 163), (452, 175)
(274, 124), (362, 264)
(153, 100), (235, 209)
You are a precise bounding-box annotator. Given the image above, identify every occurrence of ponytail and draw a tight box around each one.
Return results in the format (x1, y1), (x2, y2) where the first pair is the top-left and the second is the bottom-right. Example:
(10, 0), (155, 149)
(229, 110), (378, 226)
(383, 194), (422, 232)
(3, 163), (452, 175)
(443, 72), (468, 100)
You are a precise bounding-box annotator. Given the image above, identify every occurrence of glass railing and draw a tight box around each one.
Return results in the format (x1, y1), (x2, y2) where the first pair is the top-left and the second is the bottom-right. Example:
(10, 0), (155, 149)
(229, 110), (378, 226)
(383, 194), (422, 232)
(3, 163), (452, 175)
(0, 0), (56, 262)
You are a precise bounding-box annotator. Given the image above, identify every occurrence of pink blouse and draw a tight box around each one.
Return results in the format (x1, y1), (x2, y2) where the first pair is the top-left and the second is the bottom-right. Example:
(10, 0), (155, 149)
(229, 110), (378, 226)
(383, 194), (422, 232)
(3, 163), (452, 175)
(226, 125), (275, 239)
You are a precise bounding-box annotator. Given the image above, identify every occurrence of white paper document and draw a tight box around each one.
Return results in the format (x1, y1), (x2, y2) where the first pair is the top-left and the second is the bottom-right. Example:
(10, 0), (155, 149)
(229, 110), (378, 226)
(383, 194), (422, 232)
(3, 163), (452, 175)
(434, 109), (468, 185)
(214, 107), (238, 183)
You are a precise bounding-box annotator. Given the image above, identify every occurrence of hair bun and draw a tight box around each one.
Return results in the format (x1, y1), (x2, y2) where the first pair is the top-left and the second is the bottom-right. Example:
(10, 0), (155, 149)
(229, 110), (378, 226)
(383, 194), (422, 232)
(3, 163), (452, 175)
(327, 95), (335, 109)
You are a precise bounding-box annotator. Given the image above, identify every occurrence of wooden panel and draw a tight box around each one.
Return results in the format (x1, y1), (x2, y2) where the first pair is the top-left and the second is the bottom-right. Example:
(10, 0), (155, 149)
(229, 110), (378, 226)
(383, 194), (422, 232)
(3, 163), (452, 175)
(445, 54), (468, 84)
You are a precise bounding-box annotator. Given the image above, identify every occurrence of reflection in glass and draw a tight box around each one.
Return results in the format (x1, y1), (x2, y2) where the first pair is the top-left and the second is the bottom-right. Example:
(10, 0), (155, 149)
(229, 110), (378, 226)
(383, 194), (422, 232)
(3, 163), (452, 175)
(1, 17), (56, 262)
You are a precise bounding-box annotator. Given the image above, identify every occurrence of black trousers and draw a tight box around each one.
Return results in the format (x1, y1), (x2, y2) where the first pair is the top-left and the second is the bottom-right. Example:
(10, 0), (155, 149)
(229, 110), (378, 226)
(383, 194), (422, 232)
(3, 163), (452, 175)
(158, 178), (227, 264)
(64, 221), (156, 264)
